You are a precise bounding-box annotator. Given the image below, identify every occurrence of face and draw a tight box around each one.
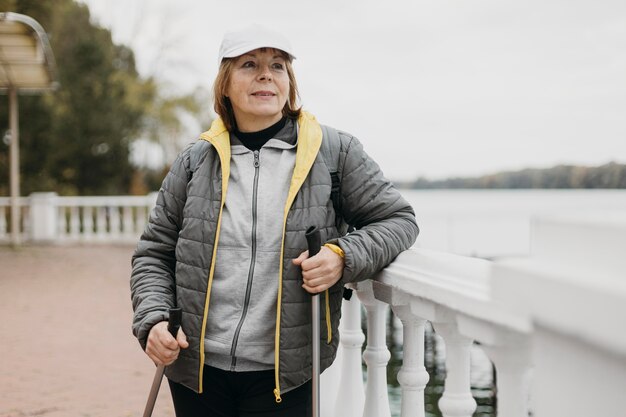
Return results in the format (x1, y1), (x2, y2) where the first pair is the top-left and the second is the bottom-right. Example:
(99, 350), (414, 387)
(226, 48), (290, 132)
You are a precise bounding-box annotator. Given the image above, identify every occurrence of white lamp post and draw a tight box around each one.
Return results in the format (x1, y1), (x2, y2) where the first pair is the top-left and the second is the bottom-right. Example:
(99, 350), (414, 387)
(0, 12), (57, 246)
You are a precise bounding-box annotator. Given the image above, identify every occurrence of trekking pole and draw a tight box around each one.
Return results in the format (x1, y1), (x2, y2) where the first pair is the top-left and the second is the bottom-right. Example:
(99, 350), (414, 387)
(142, 307), (182, 417)
(305, 226), (321, 417)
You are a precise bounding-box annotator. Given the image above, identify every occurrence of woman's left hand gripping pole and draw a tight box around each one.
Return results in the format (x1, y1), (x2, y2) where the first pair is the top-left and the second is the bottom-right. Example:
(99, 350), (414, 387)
(142, 308), (182, 417)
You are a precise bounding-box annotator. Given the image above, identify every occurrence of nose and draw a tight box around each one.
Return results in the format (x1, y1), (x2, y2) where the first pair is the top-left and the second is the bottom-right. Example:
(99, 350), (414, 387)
(257, 65), (272, 81)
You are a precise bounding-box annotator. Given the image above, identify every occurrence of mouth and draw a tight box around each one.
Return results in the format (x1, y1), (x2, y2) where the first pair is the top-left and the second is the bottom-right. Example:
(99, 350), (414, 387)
(251, 91), (276, 97)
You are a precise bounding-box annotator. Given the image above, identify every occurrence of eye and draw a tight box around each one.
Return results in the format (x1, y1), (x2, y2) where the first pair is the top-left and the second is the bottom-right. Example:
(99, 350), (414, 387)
(271, 62), (285, 71)
(241, 60), (256, 68)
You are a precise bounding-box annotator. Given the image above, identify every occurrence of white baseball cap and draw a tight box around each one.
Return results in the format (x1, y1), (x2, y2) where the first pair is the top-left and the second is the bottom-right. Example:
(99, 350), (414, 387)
(218, 24), (296, 63)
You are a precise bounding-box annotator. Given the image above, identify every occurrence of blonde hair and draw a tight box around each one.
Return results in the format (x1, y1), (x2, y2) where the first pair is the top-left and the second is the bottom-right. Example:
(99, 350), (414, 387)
(213, 49), (301, 132)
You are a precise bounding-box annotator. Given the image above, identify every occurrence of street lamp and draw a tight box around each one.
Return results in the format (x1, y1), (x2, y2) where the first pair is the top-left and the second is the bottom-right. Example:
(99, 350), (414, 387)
(0, 12), (57, 246)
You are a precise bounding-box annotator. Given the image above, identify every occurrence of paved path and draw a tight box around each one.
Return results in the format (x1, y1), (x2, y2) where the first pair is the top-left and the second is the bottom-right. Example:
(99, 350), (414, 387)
(0, 245), (175, 417)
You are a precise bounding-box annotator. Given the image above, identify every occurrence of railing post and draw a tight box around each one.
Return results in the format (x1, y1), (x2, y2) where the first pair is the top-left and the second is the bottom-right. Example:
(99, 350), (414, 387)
(391, 303), (429, 417)
(456, 313), (532, 417)
(136, 192), (158, 234)
(83, 206), (94, 241)
(29, 192), (58, 242)
(122, 206), (134, 239)
(432, 322), (477, 417)
(483, 344), (532, 417)
(109, 206), (121, 239)
(332, 295), (365, 417)
(96, 207), (106, 240)
(0, 206), (7, 239)
(357, 282), (391, 417)
(57, 206), (67, 240)
(69, 206), (80, 240)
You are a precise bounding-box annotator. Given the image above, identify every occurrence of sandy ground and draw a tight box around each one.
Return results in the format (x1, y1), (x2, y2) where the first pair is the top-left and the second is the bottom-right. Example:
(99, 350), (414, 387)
(0, 245), (175, 417)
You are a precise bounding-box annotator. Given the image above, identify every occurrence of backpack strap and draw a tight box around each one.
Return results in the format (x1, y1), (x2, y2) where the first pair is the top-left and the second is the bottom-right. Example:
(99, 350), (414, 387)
(187, 140), (210, 181)
(320, 125), (343, 230)
(320, 125), (354, 301)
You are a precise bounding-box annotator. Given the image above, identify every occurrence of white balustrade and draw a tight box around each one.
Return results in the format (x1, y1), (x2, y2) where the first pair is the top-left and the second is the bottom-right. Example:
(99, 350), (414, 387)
(329, 212), (624, 417)
(0, 193), (157, 244)
(0, 196), (29, 243)
(327, 245), (533, 417)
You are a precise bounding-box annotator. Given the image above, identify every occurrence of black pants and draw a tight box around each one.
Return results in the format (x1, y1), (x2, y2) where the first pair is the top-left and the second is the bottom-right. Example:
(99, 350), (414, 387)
(168, 365), (311, 417)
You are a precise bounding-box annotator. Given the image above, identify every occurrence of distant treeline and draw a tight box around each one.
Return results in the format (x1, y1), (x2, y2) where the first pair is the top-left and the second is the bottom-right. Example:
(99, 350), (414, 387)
(401, 162), (626, 189)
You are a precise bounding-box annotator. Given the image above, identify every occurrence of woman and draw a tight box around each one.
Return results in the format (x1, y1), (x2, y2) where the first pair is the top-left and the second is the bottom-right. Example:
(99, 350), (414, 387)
(131, 24), (418, 416)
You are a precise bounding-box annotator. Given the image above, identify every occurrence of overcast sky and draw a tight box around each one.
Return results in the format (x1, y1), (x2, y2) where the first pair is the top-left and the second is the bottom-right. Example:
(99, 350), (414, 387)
(79, 0), (626, 181)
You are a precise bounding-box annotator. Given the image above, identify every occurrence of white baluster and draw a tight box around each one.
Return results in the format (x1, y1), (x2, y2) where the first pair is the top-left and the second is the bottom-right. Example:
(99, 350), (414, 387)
(109, 206), (121, 239)
(333, 295), (366, 417)
(358, 283), (391, 417)
(20, 204), (26, 236)
(321, 346), (341, 417)
(96, 207), (106, 240)
(57, 206), (67, 239)
(432, 322), (477, 417)
(391, 304), (429, 417)
(0, 206), (7, 239)
(456, 313), (532, 417)
(122, 206), (134, 238)
(483, 344), (532, 417)
(136, 206), (147, 234)
(21, 205), (30, 239)
(70, 206), (80, 240)
(83, 206), (93, 241)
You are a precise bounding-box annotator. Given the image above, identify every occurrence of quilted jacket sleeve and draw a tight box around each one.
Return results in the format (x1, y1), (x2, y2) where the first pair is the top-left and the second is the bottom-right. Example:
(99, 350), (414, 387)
(332, 134), (419, 284)
(130, 146), (191, 350)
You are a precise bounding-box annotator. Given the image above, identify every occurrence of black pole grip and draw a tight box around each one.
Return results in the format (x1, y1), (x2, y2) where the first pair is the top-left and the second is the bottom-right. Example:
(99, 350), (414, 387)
(167, 308), (182, 339)
(305, 226), (321, 257)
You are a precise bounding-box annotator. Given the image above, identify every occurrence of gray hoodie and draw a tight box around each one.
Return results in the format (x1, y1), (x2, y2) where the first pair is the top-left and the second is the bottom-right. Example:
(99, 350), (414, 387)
(204, 120), (297, 371)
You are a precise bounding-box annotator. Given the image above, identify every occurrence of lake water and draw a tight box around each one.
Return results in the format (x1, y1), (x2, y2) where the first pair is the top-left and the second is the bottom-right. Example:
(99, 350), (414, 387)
(402, 189), (626, 258)
(381, 189), (626, 416)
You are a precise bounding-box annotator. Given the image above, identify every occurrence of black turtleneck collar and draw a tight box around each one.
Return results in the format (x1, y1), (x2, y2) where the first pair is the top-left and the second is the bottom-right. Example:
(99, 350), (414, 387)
(234, 117), (288, 151)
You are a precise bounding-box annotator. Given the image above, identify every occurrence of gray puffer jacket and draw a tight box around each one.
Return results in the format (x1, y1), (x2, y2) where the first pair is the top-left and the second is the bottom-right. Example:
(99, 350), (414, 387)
(130, 111), (418, 401)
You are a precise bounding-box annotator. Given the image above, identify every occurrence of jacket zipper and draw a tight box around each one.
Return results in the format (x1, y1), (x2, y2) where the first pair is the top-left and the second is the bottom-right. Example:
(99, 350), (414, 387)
(229, 150), (261, 370)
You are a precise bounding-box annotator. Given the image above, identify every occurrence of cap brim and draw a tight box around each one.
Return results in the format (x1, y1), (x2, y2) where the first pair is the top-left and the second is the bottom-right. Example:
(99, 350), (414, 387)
(221, 42), (296, 61)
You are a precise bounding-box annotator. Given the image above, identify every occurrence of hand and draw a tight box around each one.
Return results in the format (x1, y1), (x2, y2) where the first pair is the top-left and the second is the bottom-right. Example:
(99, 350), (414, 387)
(145, 321), (189, 366)
(293, 245), (344, 294)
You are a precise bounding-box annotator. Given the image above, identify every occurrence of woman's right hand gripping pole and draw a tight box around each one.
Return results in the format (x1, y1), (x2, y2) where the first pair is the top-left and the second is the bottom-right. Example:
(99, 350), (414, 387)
(145, 321), (189, 366)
